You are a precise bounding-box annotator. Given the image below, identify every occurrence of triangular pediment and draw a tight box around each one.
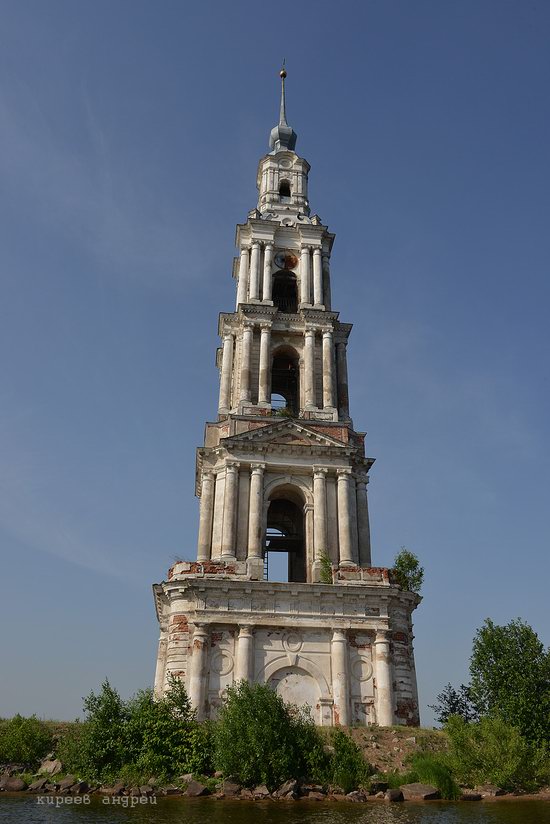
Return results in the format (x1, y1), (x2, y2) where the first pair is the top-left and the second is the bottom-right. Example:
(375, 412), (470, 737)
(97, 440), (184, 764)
(223, 419), (347, 450)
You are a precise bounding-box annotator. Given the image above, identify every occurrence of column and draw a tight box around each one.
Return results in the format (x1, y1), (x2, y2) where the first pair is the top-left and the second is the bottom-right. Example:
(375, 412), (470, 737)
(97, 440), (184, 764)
(188, 624), (209, 720)
(374, 629), (395, 726)
(313, 467), (328, 559)
(262, 242), (274, 302)
(336, 341), (350, 418)
(235, 624), (254, 682)
(249, 241), (261, 301)
(356, 474), (372, 567)
(312, 247), (323, 307)
(247, 463), (265, 558)
(220, 463), (239, 559)
(236, 246), (250, 307)
(239, 324), (253, 402)
(197, 471), (215, 561)
(322, 329), (336, 409)
(349, 474), (359, 564)
(153, 632), (167, 698)
(322, 253), (332, 311)
(337, 469), (354, 566)
(258, 323), (271, 405)
(304, 328), (316, 409)
(218, 332), (234, 414)
(300, 245), (311, 305)
(331, 629), (350, 725)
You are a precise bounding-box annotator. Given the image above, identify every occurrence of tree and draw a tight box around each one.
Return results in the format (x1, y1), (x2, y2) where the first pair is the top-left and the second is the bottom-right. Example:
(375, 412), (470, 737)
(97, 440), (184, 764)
(392, 547), (424, 594)
(58, 676), (212, 783)
(0, 715), (53, 766)
(444, 715), (549, 792)
(429, 683), (479, 724)
(212, 681), (326, 789)
(469, 618), (550, 745)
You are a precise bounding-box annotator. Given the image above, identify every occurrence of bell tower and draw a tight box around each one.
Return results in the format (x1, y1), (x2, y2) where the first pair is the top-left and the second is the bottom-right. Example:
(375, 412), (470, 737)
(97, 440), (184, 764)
(153, 69), (421, 727)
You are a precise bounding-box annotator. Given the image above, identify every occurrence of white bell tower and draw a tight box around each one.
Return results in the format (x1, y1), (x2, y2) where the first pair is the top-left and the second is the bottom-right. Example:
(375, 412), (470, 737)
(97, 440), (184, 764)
(152, 68), (421, 728)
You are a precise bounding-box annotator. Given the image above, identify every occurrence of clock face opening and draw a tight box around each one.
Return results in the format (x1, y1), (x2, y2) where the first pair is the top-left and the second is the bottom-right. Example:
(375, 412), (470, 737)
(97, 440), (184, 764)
(274, 251), (299, 270)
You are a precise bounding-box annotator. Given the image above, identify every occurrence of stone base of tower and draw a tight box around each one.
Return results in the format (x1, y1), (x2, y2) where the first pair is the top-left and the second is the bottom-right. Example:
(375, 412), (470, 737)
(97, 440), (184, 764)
(153, 566), (420, 727)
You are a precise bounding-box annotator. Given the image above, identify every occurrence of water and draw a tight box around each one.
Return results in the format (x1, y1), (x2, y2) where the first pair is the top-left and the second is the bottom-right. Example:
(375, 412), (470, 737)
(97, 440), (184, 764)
(1, 797), (550, 824)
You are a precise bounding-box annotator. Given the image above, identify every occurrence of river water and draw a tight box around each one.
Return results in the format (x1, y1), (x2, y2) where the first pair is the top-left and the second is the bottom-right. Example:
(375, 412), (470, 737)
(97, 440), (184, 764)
(1, 797), (550, 824)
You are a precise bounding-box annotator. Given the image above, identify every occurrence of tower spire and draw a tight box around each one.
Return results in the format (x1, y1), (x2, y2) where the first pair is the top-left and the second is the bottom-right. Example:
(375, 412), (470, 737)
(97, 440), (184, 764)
(279, 60), (288, 126)
(269, 63), (297, 154)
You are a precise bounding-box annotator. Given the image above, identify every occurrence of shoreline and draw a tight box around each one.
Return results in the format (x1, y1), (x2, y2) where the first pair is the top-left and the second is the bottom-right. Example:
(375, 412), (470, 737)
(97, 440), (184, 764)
(1, 786), (550, 804)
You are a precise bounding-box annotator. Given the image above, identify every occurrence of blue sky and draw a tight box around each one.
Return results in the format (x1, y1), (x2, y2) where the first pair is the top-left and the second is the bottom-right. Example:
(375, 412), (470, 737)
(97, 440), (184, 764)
(1, 0), (549, 725)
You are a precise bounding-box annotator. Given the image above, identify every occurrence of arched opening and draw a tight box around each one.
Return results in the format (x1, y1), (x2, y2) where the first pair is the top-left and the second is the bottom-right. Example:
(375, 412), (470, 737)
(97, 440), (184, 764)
(265, 487), (306, 583)
(271, 346), (299, 415)
(279, 179), (291, 200)
(269, 667), (321, 721)
(272, 270), (298, 313)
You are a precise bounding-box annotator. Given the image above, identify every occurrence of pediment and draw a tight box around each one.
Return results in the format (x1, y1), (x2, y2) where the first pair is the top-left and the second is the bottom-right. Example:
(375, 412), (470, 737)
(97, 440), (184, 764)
(223, 419), (347, 450)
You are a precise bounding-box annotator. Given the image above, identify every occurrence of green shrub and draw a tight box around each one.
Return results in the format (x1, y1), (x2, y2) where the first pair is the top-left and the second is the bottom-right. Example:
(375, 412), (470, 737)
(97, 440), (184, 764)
(328, 730), (372, 793)
(56, 722), (90, 778)
(58, 676), (211, 784)
(0, 715), (53, 766)
(392, 547), (424, 594)
(213, 681), (325, 790)
(292, 713), (330, 784)
(383, 753), (459, 800)
(445, 715), (550, 792)
(384, 768), (417, 789)
(319, 552), (333, 584)
(135, 688), (212, 779)
(408, 753), (460, 800)
(69, 680), (128, 781)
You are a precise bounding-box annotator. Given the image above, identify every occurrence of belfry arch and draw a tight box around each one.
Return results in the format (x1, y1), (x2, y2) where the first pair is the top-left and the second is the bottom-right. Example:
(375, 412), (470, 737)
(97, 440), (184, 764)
(264, 482), (307, 583)
(271, 345), (300, 414)
(272, 269), (298, 313)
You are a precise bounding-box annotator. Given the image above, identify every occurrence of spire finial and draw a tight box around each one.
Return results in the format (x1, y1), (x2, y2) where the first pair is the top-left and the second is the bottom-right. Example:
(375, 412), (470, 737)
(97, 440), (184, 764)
(269, 61), (297, 153)
(279, 60), (288, 126)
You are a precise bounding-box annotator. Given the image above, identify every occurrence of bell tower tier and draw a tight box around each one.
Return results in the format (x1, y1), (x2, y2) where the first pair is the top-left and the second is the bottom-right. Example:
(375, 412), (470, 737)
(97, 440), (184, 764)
(152, 69), (421, 728)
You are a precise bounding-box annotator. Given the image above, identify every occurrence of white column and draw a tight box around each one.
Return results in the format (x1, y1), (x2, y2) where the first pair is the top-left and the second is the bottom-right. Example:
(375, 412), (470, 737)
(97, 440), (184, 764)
(188, 624), (209, 720)
(375, 629), (395, 726)
(356, 474), (372, 567)
(247, 463), (265, 558)
(249, 241), (261, 301)
(197, 471), (215, 561)
(322, 253), (332, 311)
(331, 629), (350, 725)
(153, 633), (167, 698)
(220, 463), (239, 559)
(218, 332), (234, 414)
(337, 469), (354, 566)
(235, 624), (254, 682)
(262, 242), (274, 302)
(313, 467), (328, 559)
(258, 323), (271, 405)
(349, 474), (359, 565)
(300, 245), (311, 305)
(322, 329), (335, 410)
(304, 328), (316, 409)
(312, 247), (323, 307)
(336, 341), (350, 418)
(239, 324), (253, 402)
(236, 246), (250, 307)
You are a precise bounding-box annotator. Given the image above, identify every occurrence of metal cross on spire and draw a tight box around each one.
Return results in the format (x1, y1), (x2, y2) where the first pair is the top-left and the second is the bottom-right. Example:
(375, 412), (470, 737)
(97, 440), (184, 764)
(269, 61), (297, 153)
(279, 59), (288, 126)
